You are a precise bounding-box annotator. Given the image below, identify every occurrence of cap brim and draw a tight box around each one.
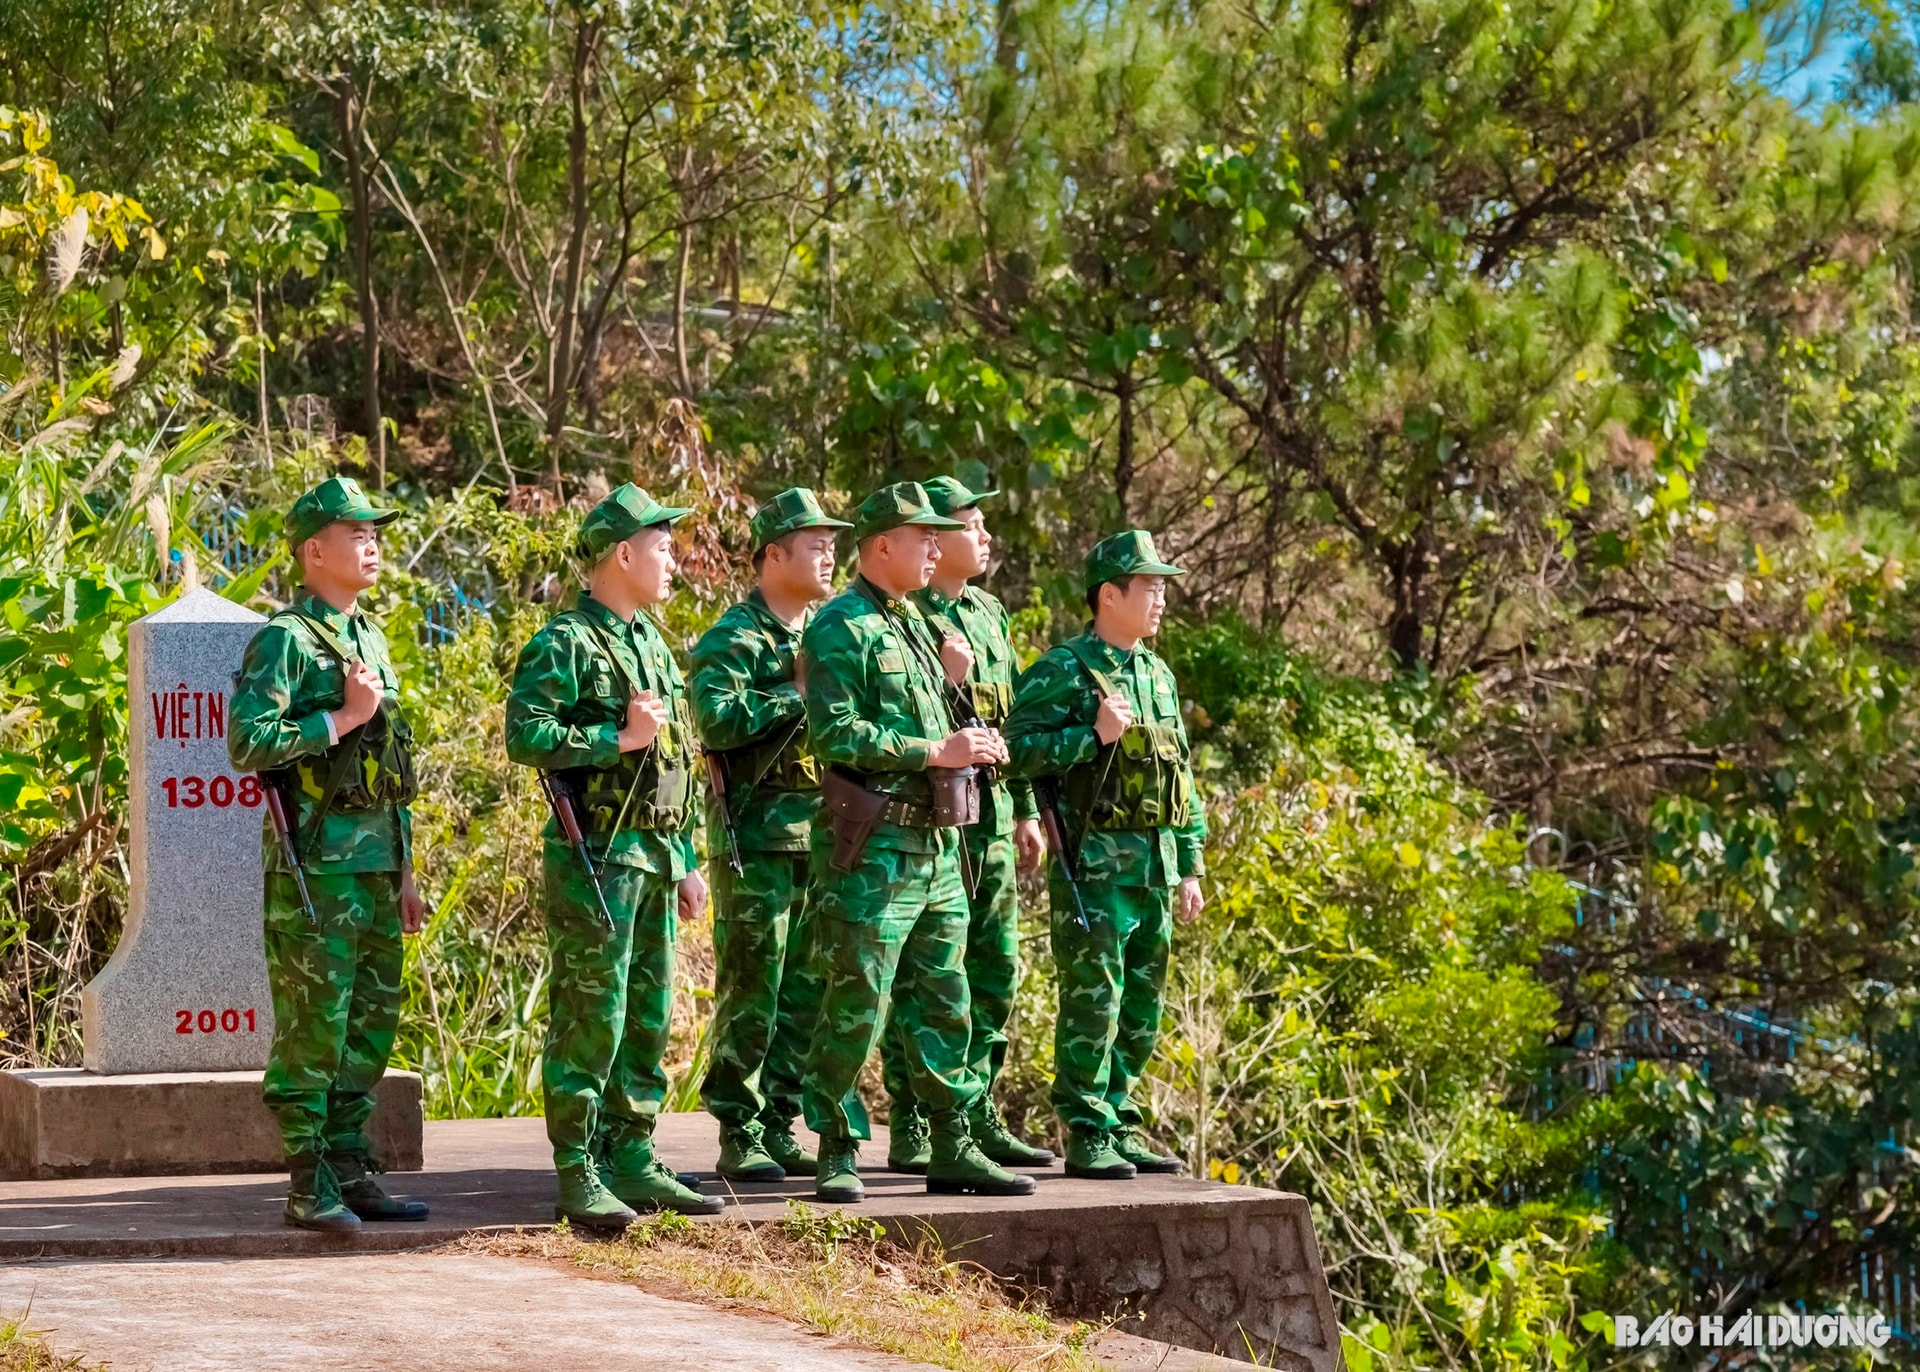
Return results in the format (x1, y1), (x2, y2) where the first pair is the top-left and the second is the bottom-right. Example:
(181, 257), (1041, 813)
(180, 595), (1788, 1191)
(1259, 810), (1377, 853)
(934, 487), (1001, 516)
(314, 507), (401, 532)
(644, 505), (695, 526)
(904, 513), (966, 529)
(1138, 560), (1185, 575)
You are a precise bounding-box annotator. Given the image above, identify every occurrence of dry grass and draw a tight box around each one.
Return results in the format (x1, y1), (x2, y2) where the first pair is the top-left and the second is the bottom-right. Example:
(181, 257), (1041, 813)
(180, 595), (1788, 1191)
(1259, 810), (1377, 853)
(0, 1314), (102, 1372)
(463, 1203), (1110, 1372)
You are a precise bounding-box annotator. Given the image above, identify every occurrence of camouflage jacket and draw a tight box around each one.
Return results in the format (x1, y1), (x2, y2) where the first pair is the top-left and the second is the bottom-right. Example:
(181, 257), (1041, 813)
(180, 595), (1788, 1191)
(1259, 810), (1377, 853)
(1004, 629), (1206, 888)
(228, 591), (413, 876)
(504, 592), (699, 879)
(799, 576), (955, 855)
(909, 583), (1037, 837)
(690, 587), (816, 854)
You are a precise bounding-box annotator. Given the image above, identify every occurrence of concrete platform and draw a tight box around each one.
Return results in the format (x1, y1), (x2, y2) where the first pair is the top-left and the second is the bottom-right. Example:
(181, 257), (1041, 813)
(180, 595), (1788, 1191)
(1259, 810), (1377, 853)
(0, 1115), (1340, 1369)
(0, 1068), (422, 1179)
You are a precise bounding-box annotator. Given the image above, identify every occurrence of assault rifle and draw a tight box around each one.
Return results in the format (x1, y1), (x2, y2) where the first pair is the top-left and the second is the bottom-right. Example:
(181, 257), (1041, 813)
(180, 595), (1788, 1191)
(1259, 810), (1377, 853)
(539, 770), (615, 931)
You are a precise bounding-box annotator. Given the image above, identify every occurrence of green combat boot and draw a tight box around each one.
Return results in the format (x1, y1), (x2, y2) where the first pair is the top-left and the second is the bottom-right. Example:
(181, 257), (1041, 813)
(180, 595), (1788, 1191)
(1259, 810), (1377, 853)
(969, 1099), (1055, 1168)
(1111, 1125), (1183, 1175)
(761, 1117), (816, 1175)
(604, 1133), (727, 1216)
(329, 1149), (429, 1221)
(926, 1125), (1037, 1197)
(555, 1159), (639, 1234)
(815, 1135), (864, 1204)
(716, 1123), (785, 1183)
(887, 1106), (931, 1175)
(594, 1134), (703, 1194)
(286, 1151), (361, 1233)
(1064, 1128), (1138, 1181)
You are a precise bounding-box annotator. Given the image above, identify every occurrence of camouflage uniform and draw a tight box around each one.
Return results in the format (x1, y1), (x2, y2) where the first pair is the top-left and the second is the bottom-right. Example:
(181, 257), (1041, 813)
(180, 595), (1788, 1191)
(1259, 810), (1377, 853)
(694, 489), (848, 1165)
(229, 476), (425, 1229)
(801, 481), (1035, 1201)
(1003, 531), (1206, 1163)
(800, 579), (973, 1143)
(504, 485), (716, 1221)
(877, 478), (1043, 1162)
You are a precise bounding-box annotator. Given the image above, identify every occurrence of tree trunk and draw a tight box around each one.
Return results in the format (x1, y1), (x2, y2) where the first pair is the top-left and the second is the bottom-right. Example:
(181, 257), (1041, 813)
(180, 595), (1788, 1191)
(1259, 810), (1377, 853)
(1385, 541), (1427, 671)
(1115, 365), (1135, 524)
(545, 15), (600, 489)
(255, 279), (271, 453)
(336, 72), (383, 487)
(672, 214), (696, 398)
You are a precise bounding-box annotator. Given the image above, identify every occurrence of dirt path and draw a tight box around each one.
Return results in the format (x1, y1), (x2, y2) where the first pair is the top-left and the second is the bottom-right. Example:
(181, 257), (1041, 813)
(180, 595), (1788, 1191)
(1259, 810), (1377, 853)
(0, 1251), (945, 1371)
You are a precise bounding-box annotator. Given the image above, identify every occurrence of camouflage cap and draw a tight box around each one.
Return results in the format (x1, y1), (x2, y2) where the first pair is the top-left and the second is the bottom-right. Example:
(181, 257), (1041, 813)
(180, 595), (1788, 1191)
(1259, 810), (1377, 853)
(577, 483), (693, 562)
(1085, 530), (1187, 589)
(849, 481), (964, 543)
(748, 486), (852, 551)
(922, 475), (1000, 518)
(284, 475), (399, 549)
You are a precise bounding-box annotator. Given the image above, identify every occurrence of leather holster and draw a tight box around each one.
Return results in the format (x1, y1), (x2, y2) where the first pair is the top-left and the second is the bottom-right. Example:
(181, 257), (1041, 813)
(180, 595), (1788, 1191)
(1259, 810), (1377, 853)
(821, 768), (889, 873)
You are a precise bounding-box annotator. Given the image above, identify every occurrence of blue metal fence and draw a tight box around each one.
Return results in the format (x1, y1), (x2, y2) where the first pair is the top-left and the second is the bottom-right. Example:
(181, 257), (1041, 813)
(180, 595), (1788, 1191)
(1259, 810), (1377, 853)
(1546, 872), (1917, 1343)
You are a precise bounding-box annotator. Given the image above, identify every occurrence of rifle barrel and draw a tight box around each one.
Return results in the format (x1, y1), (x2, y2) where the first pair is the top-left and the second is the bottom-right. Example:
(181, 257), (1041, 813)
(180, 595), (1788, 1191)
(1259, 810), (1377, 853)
(261, 780), (319, 927)
(704, 752), (745, 877)
(542, 771), (615, 930)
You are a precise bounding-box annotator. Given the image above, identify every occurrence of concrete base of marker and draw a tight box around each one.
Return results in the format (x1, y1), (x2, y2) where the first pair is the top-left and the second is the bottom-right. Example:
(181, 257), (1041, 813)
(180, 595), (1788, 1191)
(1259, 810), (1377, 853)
(0, 1068), (423, 1180)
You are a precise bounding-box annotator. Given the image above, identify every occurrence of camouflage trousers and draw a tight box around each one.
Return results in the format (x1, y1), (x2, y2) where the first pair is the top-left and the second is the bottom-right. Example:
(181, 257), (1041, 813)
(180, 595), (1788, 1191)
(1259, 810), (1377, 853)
(802, 833), (980, 1141)
(700, 850), (823, 1130)
(542, 844), (678, 1169)
(262, 870), (403, 1160)
(882, 826), (1018, 1115)
(1049, 878), (1173, 1133)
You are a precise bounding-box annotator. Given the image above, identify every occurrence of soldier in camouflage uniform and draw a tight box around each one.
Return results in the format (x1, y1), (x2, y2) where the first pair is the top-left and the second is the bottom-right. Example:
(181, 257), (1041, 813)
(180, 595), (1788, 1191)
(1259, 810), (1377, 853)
(505, 484), (725, 1230)
(693, 488), (849, 1182)
(229, 475), (432, 1232)
(879, 476), (1054, 1173)
(799, 481), (1035, 1203)
(1003, 531), (1208, 1180)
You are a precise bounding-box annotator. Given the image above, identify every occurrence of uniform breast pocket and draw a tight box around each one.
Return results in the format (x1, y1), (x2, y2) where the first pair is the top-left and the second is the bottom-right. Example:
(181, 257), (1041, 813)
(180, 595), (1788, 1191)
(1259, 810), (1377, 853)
(590, 670), (617, 699)
(875, 648), (907, 676)
(305, 661), (347, 712)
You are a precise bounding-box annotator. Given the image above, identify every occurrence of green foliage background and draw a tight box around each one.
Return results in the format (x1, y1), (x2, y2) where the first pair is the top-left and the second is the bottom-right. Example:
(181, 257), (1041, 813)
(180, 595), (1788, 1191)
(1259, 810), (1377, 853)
(7, 0), (1920, 1364)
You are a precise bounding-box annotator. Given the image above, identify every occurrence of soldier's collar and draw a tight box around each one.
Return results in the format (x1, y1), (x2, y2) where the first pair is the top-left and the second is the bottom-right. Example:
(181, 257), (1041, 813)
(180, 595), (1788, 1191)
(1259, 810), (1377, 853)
(915, 583), (963, 613)
(854, 575), (918, 619)
(575, 591), (634, 632)
(296, 591), (355, 631)
(743, 587), (803, 637)
(1079, 628), (1136, 667)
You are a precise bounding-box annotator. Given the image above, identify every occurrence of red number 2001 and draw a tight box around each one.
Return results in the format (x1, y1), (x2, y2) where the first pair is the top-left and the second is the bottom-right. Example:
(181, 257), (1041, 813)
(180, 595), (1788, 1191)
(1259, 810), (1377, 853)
(175, 1008), (257, 1034)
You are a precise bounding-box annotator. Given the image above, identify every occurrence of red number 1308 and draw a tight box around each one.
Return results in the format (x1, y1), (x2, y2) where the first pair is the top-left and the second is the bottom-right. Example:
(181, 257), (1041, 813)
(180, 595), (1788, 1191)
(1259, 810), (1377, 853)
(161, 775), (262, 809)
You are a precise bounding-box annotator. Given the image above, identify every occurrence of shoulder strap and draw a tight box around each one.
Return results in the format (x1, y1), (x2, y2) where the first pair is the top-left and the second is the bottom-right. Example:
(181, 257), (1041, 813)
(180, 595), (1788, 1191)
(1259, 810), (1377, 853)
(563, 608), (641, 700)
(1063, 636), (1123, 701)
(856, 579), (946, 686)
(273, 606), (361, 667)
(270, 608), (371, 857)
